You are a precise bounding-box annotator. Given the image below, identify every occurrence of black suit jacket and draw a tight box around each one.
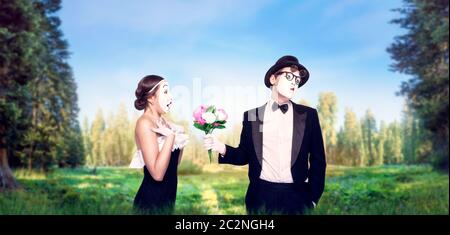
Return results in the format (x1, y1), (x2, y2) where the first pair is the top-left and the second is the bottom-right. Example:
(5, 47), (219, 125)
(218, 101), (327, 204)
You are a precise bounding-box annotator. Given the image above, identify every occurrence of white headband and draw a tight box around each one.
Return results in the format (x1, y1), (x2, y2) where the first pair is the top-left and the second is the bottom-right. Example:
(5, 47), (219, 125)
(147, 79), (165, 94)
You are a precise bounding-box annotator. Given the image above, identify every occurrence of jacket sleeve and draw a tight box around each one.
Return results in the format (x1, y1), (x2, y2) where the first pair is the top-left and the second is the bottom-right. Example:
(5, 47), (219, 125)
(309, 109), (327, 204)
(218, 112), (251, 166)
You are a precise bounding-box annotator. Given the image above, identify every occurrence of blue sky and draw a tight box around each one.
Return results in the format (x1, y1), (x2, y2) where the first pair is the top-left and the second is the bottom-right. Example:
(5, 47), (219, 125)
(58, 0), (410, 130)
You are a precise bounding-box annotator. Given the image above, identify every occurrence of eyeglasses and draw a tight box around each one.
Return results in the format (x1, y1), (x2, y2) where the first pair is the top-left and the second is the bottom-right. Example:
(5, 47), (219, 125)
(275, 71), (302, 86)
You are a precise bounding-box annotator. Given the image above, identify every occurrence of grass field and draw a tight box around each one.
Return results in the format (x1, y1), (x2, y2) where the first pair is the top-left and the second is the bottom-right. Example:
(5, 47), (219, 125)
(0, 164), (448, 215)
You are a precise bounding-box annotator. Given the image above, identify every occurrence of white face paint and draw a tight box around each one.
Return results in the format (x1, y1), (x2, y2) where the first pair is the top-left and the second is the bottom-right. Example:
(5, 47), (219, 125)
(156, 81), (173, 113)
(274, 70), (299, 99)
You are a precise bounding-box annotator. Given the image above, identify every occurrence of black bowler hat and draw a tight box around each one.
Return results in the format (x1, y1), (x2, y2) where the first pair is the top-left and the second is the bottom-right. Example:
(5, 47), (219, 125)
(264, 55), (310, 88)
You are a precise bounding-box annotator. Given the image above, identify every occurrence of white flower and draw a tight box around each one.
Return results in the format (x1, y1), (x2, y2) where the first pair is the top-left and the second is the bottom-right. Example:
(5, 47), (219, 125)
(202, 112), (217, 124)
(216, 109), (228, 121)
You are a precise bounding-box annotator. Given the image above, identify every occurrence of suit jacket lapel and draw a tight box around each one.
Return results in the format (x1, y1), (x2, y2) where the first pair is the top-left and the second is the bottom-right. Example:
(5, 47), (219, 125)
(249, 103), (266, 166)
(291, 102), (307, 167)
(250, 102), (307, 167)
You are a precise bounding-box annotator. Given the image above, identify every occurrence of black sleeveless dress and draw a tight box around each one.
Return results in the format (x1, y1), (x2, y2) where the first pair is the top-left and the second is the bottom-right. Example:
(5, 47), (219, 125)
(133, 149), (180, 214)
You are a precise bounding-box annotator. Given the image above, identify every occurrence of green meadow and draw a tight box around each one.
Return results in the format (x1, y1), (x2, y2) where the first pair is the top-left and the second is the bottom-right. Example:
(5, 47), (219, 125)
(0, 164), (448, 215)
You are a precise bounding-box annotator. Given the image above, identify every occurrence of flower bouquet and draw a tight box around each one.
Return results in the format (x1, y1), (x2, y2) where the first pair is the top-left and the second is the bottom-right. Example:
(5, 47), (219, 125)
(193, 105), (227, 163)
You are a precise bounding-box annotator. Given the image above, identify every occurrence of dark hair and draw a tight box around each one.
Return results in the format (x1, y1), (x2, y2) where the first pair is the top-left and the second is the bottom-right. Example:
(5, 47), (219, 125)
(134, 75), (164, 110)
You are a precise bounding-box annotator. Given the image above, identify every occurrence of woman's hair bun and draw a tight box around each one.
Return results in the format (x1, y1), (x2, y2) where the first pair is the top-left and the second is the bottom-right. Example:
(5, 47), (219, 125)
(134, 75), (164, 111)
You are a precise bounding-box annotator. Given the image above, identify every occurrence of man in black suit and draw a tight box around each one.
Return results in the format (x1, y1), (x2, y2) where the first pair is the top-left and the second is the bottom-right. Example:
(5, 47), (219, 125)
(204, 55), (327, 215)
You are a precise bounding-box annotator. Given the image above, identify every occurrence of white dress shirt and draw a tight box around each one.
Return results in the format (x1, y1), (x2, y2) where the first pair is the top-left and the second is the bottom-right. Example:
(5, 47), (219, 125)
(260, 98), (294, 183)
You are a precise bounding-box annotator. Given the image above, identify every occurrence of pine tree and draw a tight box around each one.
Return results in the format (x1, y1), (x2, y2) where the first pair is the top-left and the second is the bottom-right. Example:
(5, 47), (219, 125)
(82, 117), (93, 166)
(103, 111), (115, 166)
(34, 0), (84, 169)
(376, 121), (387, 166)
(114, 103), (134, 165)
(401, 102), (432, 164)
(361, 109), (377, 166)
(335, 127), (345, 165)
(384, 121), (404, 164)
(388, 0), (449, 171)
(91, 109), (105, 167)
(340, 108), (366, 166)
(1, 0), (84, 171)
(1, 0), (44, 189)
(317, 92), (338, 160)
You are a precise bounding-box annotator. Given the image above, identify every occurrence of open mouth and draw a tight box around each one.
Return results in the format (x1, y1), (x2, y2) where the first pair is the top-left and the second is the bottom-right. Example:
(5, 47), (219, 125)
(290, 88), (295, 91)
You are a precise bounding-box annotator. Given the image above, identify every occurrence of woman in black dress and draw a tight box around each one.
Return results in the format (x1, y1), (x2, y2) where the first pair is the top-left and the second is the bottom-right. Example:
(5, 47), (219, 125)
(131, 75), (188, 214)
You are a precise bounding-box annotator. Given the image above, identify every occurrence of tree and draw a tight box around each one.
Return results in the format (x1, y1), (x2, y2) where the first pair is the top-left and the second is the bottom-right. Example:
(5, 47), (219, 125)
(82, 117), (93, 167)
(338, 108), (366, 166)
(1, 0), (43, 189)
(114, 103), (135, 165)
(317, 92), (338, 159)
(387, 0), (449, 171)
(99, 104), (135, 166)
(90, 109), (105, 167)
(103, 111), (116, 165)
(33, 0), (84, 170)
(334, 127), (345, 165)
(401, 102), (429, 164)
(57, 123), (84, 168)
(1, 0), (83, 176)
(361, 109), (377, 166)
(375, 121), (387, 166)
(384, 121), (404, 164)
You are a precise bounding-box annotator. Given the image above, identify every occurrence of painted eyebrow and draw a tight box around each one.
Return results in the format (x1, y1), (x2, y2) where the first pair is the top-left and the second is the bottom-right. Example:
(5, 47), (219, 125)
(162, 84), (168, 88)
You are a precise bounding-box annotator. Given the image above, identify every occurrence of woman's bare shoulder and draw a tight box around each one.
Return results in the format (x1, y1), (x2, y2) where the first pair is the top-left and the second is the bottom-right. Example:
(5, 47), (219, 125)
(135, 116), (156, 133)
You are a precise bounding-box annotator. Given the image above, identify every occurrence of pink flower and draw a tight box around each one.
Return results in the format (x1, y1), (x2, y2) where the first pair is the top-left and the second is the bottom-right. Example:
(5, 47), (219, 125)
(193, 105), (206, 124)
(196, 119), (206, 125)
(192, 104), (228, 164)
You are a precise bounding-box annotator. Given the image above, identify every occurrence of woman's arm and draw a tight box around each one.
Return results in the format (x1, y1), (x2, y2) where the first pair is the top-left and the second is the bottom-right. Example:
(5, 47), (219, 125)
(136, 119), (175, 181)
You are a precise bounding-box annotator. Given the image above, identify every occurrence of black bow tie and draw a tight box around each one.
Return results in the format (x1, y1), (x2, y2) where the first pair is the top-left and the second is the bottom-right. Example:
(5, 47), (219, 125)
(272, 102), (289, 114)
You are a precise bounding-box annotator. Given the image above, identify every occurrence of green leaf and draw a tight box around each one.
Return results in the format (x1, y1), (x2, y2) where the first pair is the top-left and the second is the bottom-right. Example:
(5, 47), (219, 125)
(206, 105), (216, 113)
(193, 123), (205, 131)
